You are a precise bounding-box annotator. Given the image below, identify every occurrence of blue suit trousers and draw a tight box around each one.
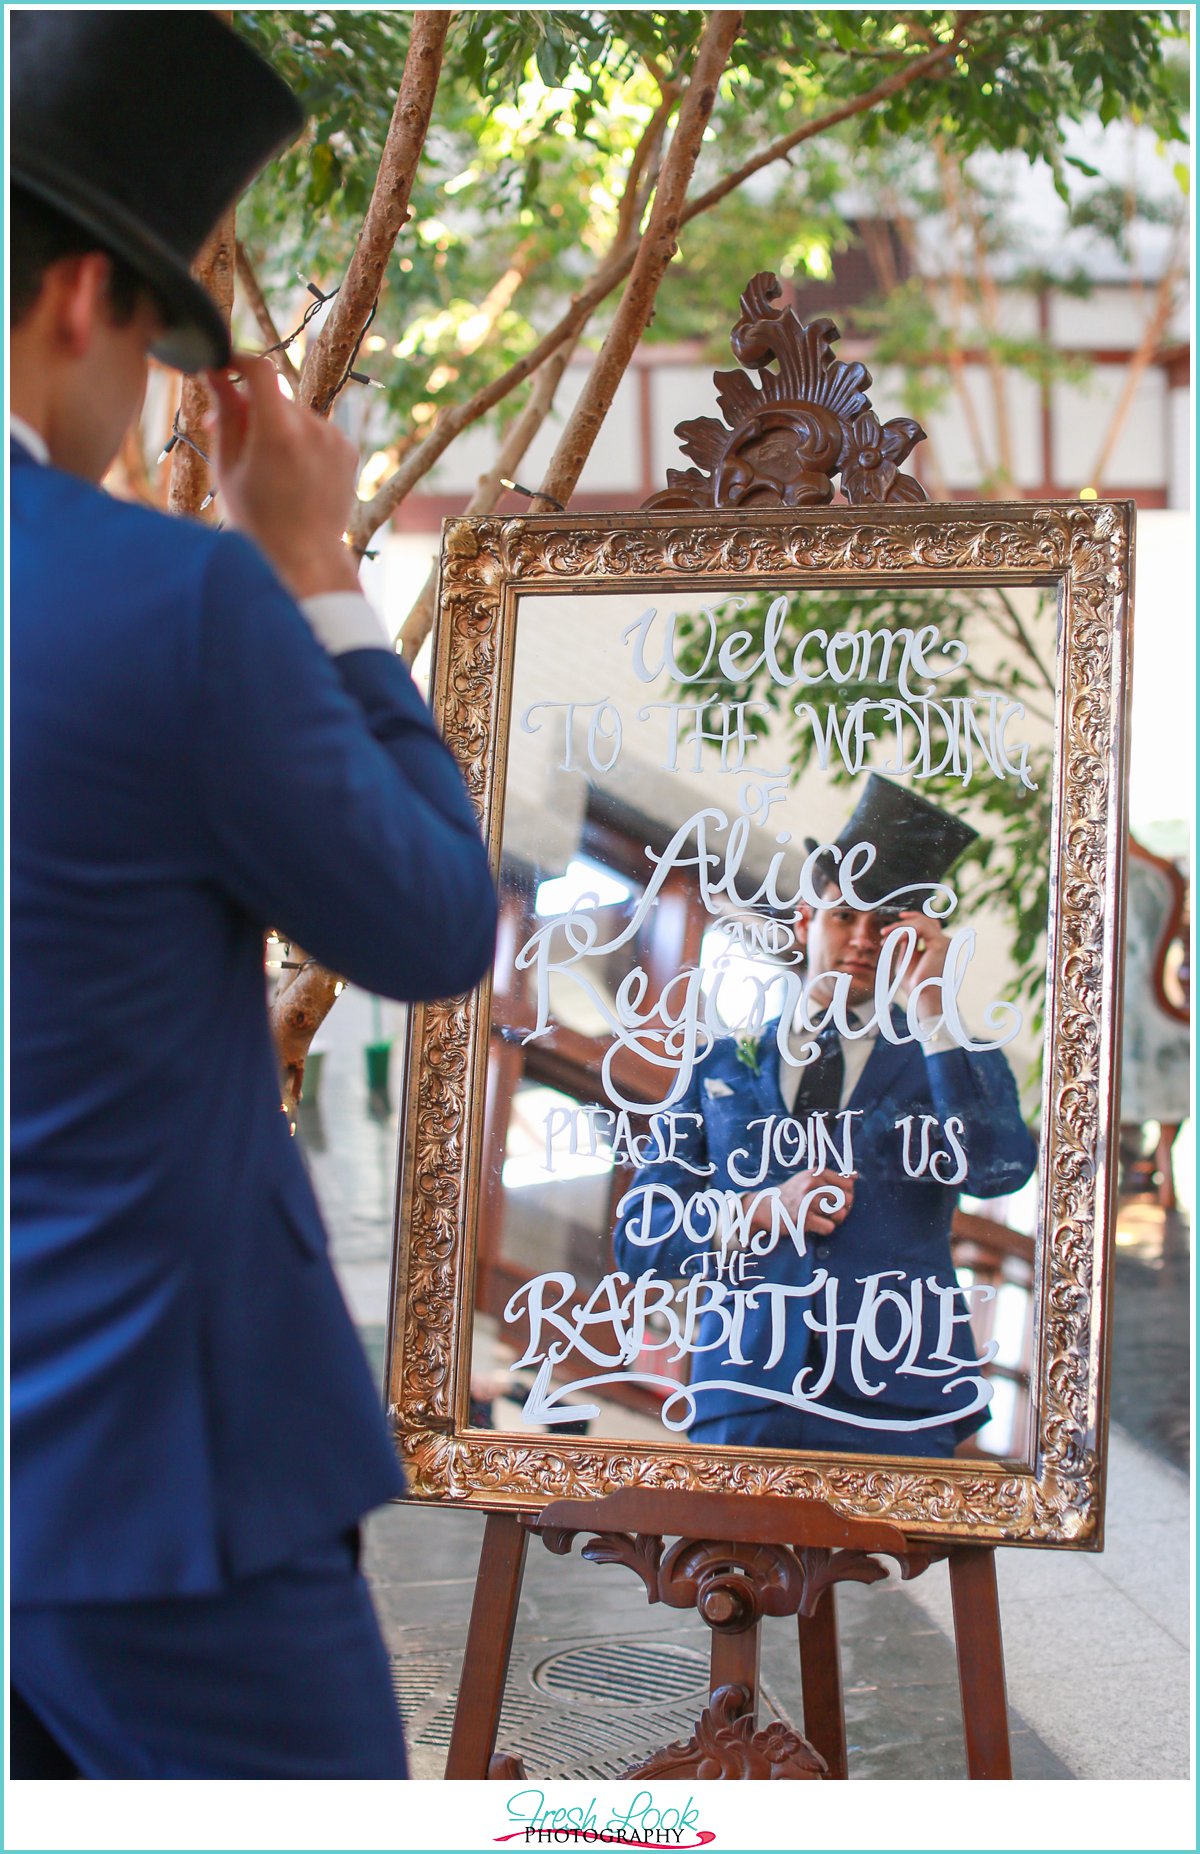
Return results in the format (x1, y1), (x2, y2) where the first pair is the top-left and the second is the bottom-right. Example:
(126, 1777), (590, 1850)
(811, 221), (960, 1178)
(11, 1532), (407, 1779)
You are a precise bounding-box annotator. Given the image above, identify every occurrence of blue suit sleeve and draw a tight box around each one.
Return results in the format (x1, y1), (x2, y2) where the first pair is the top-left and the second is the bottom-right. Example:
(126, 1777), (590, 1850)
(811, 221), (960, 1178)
(192, 534), (497, 1000)
(844, 1048), (1037, 1196)
(924, 1048), (1038, 1195)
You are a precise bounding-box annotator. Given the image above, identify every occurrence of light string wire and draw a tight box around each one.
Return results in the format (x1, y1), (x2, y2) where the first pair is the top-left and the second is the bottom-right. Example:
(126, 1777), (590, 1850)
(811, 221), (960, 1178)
(158, 277), (386, 513)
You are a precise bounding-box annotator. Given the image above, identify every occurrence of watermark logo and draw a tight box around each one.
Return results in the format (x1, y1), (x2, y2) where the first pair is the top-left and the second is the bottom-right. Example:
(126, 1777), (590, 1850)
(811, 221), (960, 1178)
(495, 1789), (715, 1849)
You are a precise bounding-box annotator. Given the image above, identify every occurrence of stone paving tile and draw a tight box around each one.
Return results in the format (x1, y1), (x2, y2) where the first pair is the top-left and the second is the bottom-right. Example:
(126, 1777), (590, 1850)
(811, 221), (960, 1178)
(1001, 1657), (1193, 1782)
(1108, 1235), (1190, 1471)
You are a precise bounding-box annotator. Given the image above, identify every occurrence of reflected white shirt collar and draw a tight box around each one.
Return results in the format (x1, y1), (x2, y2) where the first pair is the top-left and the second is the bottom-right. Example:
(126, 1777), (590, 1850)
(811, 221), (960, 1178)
(11, 415), (51, 465)
(784, 1000), (877, 1113)
(787, 998), (874, 1040)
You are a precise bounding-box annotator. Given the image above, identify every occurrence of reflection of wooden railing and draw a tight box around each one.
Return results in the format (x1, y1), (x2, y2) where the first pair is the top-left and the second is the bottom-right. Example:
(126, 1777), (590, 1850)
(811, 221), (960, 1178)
(950, 1210), (1035, 1461)
(489, 1009), (669, 1106)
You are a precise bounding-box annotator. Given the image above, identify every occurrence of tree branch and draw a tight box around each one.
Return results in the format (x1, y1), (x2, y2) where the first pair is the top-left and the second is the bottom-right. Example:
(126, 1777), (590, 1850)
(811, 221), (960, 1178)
(535, 10), (744, 508)
(299, 10), (450, 414)
(615, 83), (680, 246)
(389, 70), (683, 655)
(961, 172), (1018, 496)
(1087, 229), (1186, 490)
(934, 140), (994, 486)
(235, 240), (301, 392)
(679, 28), (969, 227)
(350, 22), (972, 548)
(987, 588), (1057, 697)
(349, 248), (625, 549)
(396, 335), (580, 661)
(258, 14), (450, 1090)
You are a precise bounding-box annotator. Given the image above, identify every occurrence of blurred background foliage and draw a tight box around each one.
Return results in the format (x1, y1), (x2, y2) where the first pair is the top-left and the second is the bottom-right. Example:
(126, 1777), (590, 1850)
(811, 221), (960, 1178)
(231, 9), (1189, 477)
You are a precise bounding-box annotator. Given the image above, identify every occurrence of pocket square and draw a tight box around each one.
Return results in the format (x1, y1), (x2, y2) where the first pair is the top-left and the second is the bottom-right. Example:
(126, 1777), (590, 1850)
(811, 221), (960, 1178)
(704, 1078), (735, 1099)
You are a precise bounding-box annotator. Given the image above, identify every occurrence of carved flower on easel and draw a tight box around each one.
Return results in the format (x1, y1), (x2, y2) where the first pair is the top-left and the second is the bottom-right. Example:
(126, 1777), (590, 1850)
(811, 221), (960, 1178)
(840, 412), (928, 503)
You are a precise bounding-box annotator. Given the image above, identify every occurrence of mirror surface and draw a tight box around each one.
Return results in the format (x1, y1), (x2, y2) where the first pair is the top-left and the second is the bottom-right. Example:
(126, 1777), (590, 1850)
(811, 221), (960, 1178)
(469, 580), (1056, 1463)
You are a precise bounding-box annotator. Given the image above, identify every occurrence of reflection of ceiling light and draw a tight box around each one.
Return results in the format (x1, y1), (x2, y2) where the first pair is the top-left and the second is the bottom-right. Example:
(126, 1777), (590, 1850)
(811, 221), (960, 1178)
(502, 1152), (613, 1189)
(535, 856), (636, 917)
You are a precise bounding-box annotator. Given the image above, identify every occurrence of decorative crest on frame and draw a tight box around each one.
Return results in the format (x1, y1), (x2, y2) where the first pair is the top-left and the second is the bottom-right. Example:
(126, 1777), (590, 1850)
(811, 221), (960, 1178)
(643, 271), (928, 512)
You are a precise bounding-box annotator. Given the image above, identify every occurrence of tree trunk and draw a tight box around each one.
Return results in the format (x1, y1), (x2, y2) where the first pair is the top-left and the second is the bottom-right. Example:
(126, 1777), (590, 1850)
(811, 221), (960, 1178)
(270, 957), (344, 1104)
(271, 14), (450, 1093)
(298, 10), (450, 414)
(167, 206), (236, 517)
(535, 10), (744, 508)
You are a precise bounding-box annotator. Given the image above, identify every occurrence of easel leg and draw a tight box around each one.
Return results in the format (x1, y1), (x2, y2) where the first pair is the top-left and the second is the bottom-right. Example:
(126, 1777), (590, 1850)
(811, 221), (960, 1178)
(797, 1587), (848, 1779)
(709, 1622), (761, 1721)
(949, 1546), (1012, 1779)
(445, 1513), (529, 1779)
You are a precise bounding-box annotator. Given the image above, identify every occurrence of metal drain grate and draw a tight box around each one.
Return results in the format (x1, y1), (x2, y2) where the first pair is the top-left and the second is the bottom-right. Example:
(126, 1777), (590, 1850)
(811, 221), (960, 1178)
(391, 1632), (797, 1781)
(532, 1640), (709, 1705)
(389, 1647), (458, 1714)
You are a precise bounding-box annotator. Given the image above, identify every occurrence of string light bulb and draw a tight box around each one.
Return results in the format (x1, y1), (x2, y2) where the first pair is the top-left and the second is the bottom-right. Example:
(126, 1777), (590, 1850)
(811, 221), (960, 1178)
(500, 478), (566, 512)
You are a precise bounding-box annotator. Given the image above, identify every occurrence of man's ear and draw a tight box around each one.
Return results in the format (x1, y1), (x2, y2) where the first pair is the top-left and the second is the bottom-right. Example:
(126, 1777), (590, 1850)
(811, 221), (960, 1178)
(43, 252), (113, 359)
(793, 903), (813, 958)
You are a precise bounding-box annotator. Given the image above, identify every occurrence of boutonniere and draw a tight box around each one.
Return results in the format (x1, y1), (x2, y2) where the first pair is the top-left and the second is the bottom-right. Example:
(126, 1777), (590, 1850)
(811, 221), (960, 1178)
(734, 1033), (762, 1076)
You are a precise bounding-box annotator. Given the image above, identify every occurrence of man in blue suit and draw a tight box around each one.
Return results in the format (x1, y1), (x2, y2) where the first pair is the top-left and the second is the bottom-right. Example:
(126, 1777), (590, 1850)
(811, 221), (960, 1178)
(614, 778), (1037, 1460)
(10, 14), (496, 1778)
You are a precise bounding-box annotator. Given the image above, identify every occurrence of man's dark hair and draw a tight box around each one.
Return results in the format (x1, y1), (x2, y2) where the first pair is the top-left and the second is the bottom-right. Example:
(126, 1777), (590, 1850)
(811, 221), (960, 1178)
(11, 188), (157, 326)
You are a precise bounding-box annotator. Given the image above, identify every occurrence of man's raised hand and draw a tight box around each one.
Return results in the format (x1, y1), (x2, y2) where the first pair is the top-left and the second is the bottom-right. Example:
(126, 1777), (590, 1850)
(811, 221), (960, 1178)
(205, 355), (361, 598)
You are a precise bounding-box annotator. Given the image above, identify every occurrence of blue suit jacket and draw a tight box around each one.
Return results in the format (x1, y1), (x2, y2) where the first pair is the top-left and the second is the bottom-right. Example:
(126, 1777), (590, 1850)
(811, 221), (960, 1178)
(613, 1015), (1037, 1444)
(11, 444), (497, 1603)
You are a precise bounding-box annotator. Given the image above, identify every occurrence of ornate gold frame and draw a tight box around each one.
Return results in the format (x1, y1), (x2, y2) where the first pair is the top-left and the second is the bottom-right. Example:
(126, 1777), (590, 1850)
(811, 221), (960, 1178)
(386, 499), (1134, 1548)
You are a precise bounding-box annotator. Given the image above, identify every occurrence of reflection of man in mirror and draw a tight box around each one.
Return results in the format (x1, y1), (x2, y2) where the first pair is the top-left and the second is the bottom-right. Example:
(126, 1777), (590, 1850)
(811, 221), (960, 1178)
(613, 776), (1037, 1459)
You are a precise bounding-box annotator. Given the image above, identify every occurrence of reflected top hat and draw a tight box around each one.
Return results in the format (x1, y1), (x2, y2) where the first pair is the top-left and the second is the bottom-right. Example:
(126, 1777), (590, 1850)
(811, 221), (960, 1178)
(11, 11), (303, 372)
(806, 774), (978, 908)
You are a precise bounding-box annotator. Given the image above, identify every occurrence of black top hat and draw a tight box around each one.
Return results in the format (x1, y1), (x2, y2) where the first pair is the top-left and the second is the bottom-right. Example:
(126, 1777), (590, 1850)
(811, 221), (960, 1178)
(11, 11), (303, 372)
(806, 774), (979, 908)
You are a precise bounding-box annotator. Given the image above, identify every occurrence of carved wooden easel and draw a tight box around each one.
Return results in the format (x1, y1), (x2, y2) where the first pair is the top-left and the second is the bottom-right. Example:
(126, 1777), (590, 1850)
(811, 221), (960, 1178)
(444, 280), (1013, 1783)
(444, 1491), (1011, 1780)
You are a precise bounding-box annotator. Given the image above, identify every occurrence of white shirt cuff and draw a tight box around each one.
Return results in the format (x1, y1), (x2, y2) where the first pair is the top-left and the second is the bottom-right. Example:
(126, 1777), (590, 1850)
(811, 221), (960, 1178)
(918, 1020), (960, 1055)
(299, 591), (391, 655)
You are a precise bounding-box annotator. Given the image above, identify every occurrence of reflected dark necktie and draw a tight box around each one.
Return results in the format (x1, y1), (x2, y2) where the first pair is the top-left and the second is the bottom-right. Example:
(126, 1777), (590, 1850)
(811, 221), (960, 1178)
(789, 1019), (845, 1116)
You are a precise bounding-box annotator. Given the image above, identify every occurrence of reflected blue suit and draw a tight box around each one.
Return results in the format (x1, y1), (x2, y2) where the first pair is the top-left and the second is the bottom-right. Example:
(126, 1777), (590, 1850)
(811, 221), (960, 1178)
(613, 1014), (1037, 1451)
(11, 441), (497, 1771)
